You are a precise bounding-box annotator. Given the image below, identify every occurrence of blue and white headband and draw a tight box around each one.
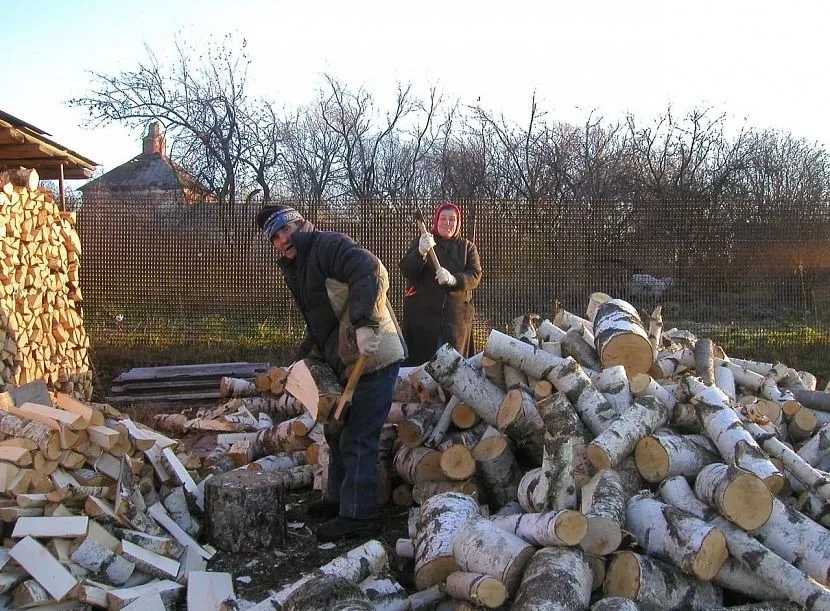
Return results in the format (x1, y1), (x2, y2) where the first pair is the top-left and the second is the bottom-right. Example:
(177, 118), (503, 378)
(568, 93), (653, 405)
(264, 207), (304, 240)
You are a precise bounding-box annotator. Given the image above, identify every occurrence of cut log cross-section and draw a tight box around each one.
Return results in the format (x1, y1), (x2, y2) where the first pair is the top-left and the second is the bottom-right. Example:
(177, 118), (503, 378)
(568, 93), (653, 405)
(204, 470), (285, 552)
(693, 385), (784, 493)
(413, 492), (481, 590)
(694, 463), (773, 531)
(626, 494), (728, 582)
(604, 551), (724, 610)
(634, 431), (720, 483)
(426, 345), (505, 426)
(593, 299), (654, 377)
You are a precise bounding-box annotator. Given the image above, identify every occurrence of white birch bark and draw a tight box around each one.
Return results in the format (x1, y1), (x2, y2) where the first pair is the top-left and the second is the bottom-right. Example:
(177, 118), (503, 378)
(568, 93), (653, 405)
(580, 469), (626, 555)
(414, 492), (480, 590)
(491, 509), (587, 547)
(512, 547), (593, 611)
(587, 395), (669, 470)
(453, 516), (535, 596)
(592, 365), (633, 414)
(660, 474), (830, 611)
(626, 494), (728, 581)
(694, 463), (773, 531)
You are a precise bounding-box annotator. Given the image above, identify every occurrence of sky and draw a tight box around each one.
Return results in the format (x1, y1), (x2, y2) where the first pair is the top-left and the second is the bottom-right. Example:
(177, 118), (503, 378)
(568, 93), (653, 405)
(5, 0), (830, 179)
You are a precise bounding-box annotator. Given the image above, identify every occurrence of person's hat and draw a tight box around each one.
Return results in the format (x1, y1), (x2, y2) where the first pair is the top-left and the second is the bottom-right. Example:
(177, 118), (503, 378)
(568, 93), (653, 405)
(256, 205), (304, 241)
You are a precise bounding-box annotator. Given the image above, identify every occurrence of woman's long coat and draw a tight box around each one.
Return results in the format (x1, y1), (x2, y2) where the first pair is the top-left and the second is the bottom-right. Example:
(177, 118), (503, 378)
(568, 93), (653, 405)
(399, 235), (482, 365)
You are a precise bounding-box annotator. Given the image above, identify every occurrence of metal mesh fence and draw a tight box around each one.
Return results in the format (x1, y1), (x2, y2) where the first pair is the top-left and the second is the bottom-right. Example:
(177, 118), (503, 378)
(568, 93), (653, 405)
(76, 197), (830, 375)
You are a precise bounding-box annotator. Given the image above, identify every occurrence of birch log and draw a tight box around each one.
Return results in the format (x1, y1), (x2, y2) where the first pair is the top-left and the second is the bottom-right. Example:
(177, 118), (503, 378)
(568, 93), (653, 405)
(472, 433), (523, 510)
(634, 431), (720, 482)
(512, 547), (593, 611)
(798, 424), (830, 466)
(694, 463), (773, 531)
(444, 571), (507, 608)
(587, 395), (669, 470)
(535, 392), (591, 490)
(398, 404), (445, 448)
(414, 492), (480, 590)
(593, 299), (654, 376)
(592, 365), (633, 414)
(491, 509), (587, 547)
(580, 470), (626, 556)
(604, 551), (723, 610)
(626, 494), (728, 581)
(497, 388), (544, 465)
(660, 475), (830, 611)
(693, 385), (784, 493)
(453, 516), (535, 595)
(426, 345), (504, 426)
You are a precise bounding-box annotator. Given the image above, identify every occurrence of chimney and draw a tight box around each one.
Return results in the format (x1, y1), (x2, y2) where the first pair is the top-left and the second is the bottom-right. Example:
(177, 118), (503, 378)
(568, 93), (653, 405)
(142, 122), (166, 156)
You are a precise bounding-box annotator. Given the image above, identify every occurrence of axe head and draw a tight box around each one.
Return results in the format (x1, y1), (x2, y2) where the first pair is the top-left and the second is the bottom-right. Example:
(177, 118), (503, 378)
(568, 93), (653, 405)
(414, 208), (426, 223)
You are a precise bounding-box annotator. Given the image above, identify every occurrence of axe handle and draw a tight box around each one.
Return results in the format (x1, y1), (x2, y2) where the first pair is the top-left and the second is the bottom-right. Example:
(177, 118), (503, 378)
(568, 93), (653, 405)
(332, 354), (368, 421)
(415, 219), (442, 272)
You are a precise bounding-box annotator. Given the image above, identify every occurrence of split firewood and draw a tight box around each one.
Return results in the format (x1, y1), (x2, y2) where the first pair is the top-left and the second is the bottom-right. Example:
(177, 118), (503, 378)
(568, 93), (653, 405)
(283, 357), (343, 421)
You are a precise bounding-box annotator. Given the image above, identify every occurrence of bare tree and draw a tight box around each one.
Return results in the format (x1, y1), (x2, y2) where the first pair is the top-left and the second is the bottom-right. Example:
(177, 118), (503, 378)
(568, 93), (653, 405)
(70, 34), (256, 204)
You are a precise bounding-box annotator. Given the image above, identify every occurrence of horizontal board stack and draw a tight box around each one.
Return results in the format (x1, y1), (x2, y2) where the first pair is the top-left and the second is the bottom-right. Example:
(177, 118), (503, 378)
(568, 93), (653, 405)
(106, 362), (270, 404)
(0, 168), (92, 400)
(0, 380), (240, 609)
(250, 295), (830, 610)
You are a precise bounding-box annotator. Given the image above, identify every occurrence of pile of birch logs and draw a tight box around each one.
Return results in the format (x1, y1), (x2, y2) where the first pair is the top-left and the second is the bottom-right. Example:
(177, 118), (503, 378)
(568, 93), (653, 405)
(0, 380), (240, 609)
(0, 168), (93, 400)
(377, 295), (830, 610)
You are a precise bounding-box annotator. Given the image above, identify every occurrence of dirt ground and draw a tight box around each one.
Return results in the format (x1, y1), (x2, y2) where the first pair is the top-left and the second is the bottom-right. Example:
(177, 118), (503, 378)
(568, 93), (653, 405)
(206, 487), (413, 607)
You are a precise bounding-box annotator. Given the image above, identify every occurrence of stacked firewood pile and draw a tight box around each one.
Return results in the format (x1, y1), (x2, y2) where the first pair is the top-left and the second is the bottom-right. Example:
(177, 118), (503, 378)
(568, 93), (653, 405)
(241, 295), (830, 610)
(0, 381), (239, 609)
(0, 168), (92, 400)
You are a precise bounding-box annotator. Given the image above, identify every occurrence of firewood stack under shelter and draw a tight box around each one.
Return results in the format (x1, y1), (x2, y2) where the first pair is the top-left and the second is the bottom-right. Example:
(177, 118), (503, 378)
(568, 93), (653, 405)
(0, 168), (92, 399)
(232, 293), (830, 610)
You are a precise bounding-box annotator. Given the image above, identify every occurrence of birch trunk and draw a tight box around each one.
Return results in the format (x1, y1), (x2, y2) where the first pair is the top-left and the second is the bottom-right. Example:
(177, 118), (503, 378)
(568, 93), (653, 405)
(660, 474), (830, 611)
(634, 431), (720, 482)
(512, 547), (593, 611)
(453, 515), (535, 595)
(694, 463), (773, 531)
(604, 551), (723, 610)
(626, 494), (728, 581)
(491, 509), (587, 547)
(580, 470), (626, 555)
(414, 492), (480, 590)
(587, 395), (669, 470)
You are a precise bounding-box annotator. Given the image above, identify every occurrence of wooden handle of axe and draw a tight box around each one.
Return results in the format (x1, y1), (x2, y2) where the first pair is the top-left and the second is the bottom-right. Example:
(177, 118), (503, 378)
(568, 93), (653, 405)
(415, 216), (442, 272)
(332, 354), (368, 421)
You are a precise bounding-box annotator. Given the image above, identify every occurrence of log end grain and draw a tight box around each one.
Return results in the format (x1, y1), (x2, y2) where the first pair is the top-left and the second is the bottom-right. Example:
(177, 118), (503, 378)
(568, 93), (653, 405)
(633, 436), (669, 483)
(600, 335), (654, 378)
(586, 443), (613, 471)
(555, 510), (589, 546)
(692, 528), (728, 582)
(604, 551), (640, 599)
(724, 470), (773, 531)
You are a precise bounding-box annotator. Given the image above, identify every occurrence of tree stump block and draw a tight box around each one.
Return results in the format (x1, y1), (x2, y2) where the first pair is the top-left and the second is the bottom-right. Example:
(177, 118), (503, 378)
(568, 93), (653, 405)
(205, 470), (285, 552)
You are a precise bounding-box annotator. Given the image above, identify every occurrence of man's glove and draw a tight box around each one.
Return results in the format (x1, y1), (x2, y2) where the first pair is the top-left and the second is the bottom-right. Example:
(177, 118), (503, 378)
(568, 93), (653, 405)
(418, 233), (436, 256)
(355, 326), (380, 356)
(435, 267), (457, 287)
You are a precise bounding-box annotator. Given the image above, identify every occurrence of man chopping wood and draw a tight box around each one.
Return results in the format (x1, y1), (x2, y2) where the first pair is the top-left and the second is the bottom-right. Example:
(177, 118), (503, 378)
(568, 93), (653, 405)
(256, 205), (406, 540)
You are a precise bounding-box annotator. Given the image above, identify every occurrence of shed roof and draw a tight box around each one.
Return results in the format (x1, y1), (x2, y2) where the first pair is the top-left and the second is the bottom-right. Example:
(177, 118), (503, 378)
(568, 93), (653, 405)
(0, 110), (98, 179)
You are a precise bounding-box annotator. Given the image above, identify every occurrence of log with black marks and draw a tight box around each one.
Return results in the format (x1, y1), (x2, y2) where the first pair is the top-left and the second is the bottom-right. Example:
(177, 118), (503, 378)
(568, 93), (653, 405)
(512, 547), (593, 611)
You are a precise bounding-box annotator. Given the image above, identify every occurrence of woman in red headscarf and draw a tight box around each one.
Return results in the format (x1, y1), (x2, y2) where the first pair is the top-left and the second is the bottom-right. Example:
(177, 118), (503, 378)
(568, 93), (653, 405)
(399, 202), (483, 365)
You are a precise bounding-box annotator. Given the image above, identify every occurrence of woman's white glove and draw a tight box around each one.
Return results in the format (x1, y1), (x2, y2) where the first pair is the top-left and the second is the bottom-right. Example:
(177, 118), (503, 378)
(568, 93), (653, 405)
(355, 326), (380, 356)
(435, 267), (457, 287)
(418, 233), (436, 256)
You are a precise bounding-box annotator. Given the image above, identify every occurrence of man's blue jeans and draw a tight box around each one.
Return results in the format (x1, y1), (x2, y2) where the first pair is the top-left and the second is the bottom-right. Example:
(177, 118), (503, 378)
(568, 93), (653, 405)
(324, 361), (401, 519)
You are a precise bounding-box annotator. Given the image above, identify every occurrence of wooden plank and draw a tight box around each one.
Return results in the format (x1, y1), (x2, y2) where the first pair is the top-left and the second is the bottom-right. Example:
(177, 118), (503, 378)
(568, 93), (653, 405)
(11, 516), (89, 538)
(110, 378), (226, 393)
(112, 362), (269, 383)
(9, 536), (77, 600)
(187, 571), (235, 611)
(105, 390), (223, 404)
(161, 448), (201, 506)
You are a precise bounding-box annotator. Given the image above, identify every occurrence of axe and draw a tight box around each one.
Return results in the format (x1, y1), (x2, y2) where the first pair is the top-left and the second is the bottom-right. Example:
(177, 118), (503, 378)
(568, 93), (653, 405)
(328, 354), (368, 434)
(414, 208), (442, 272)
